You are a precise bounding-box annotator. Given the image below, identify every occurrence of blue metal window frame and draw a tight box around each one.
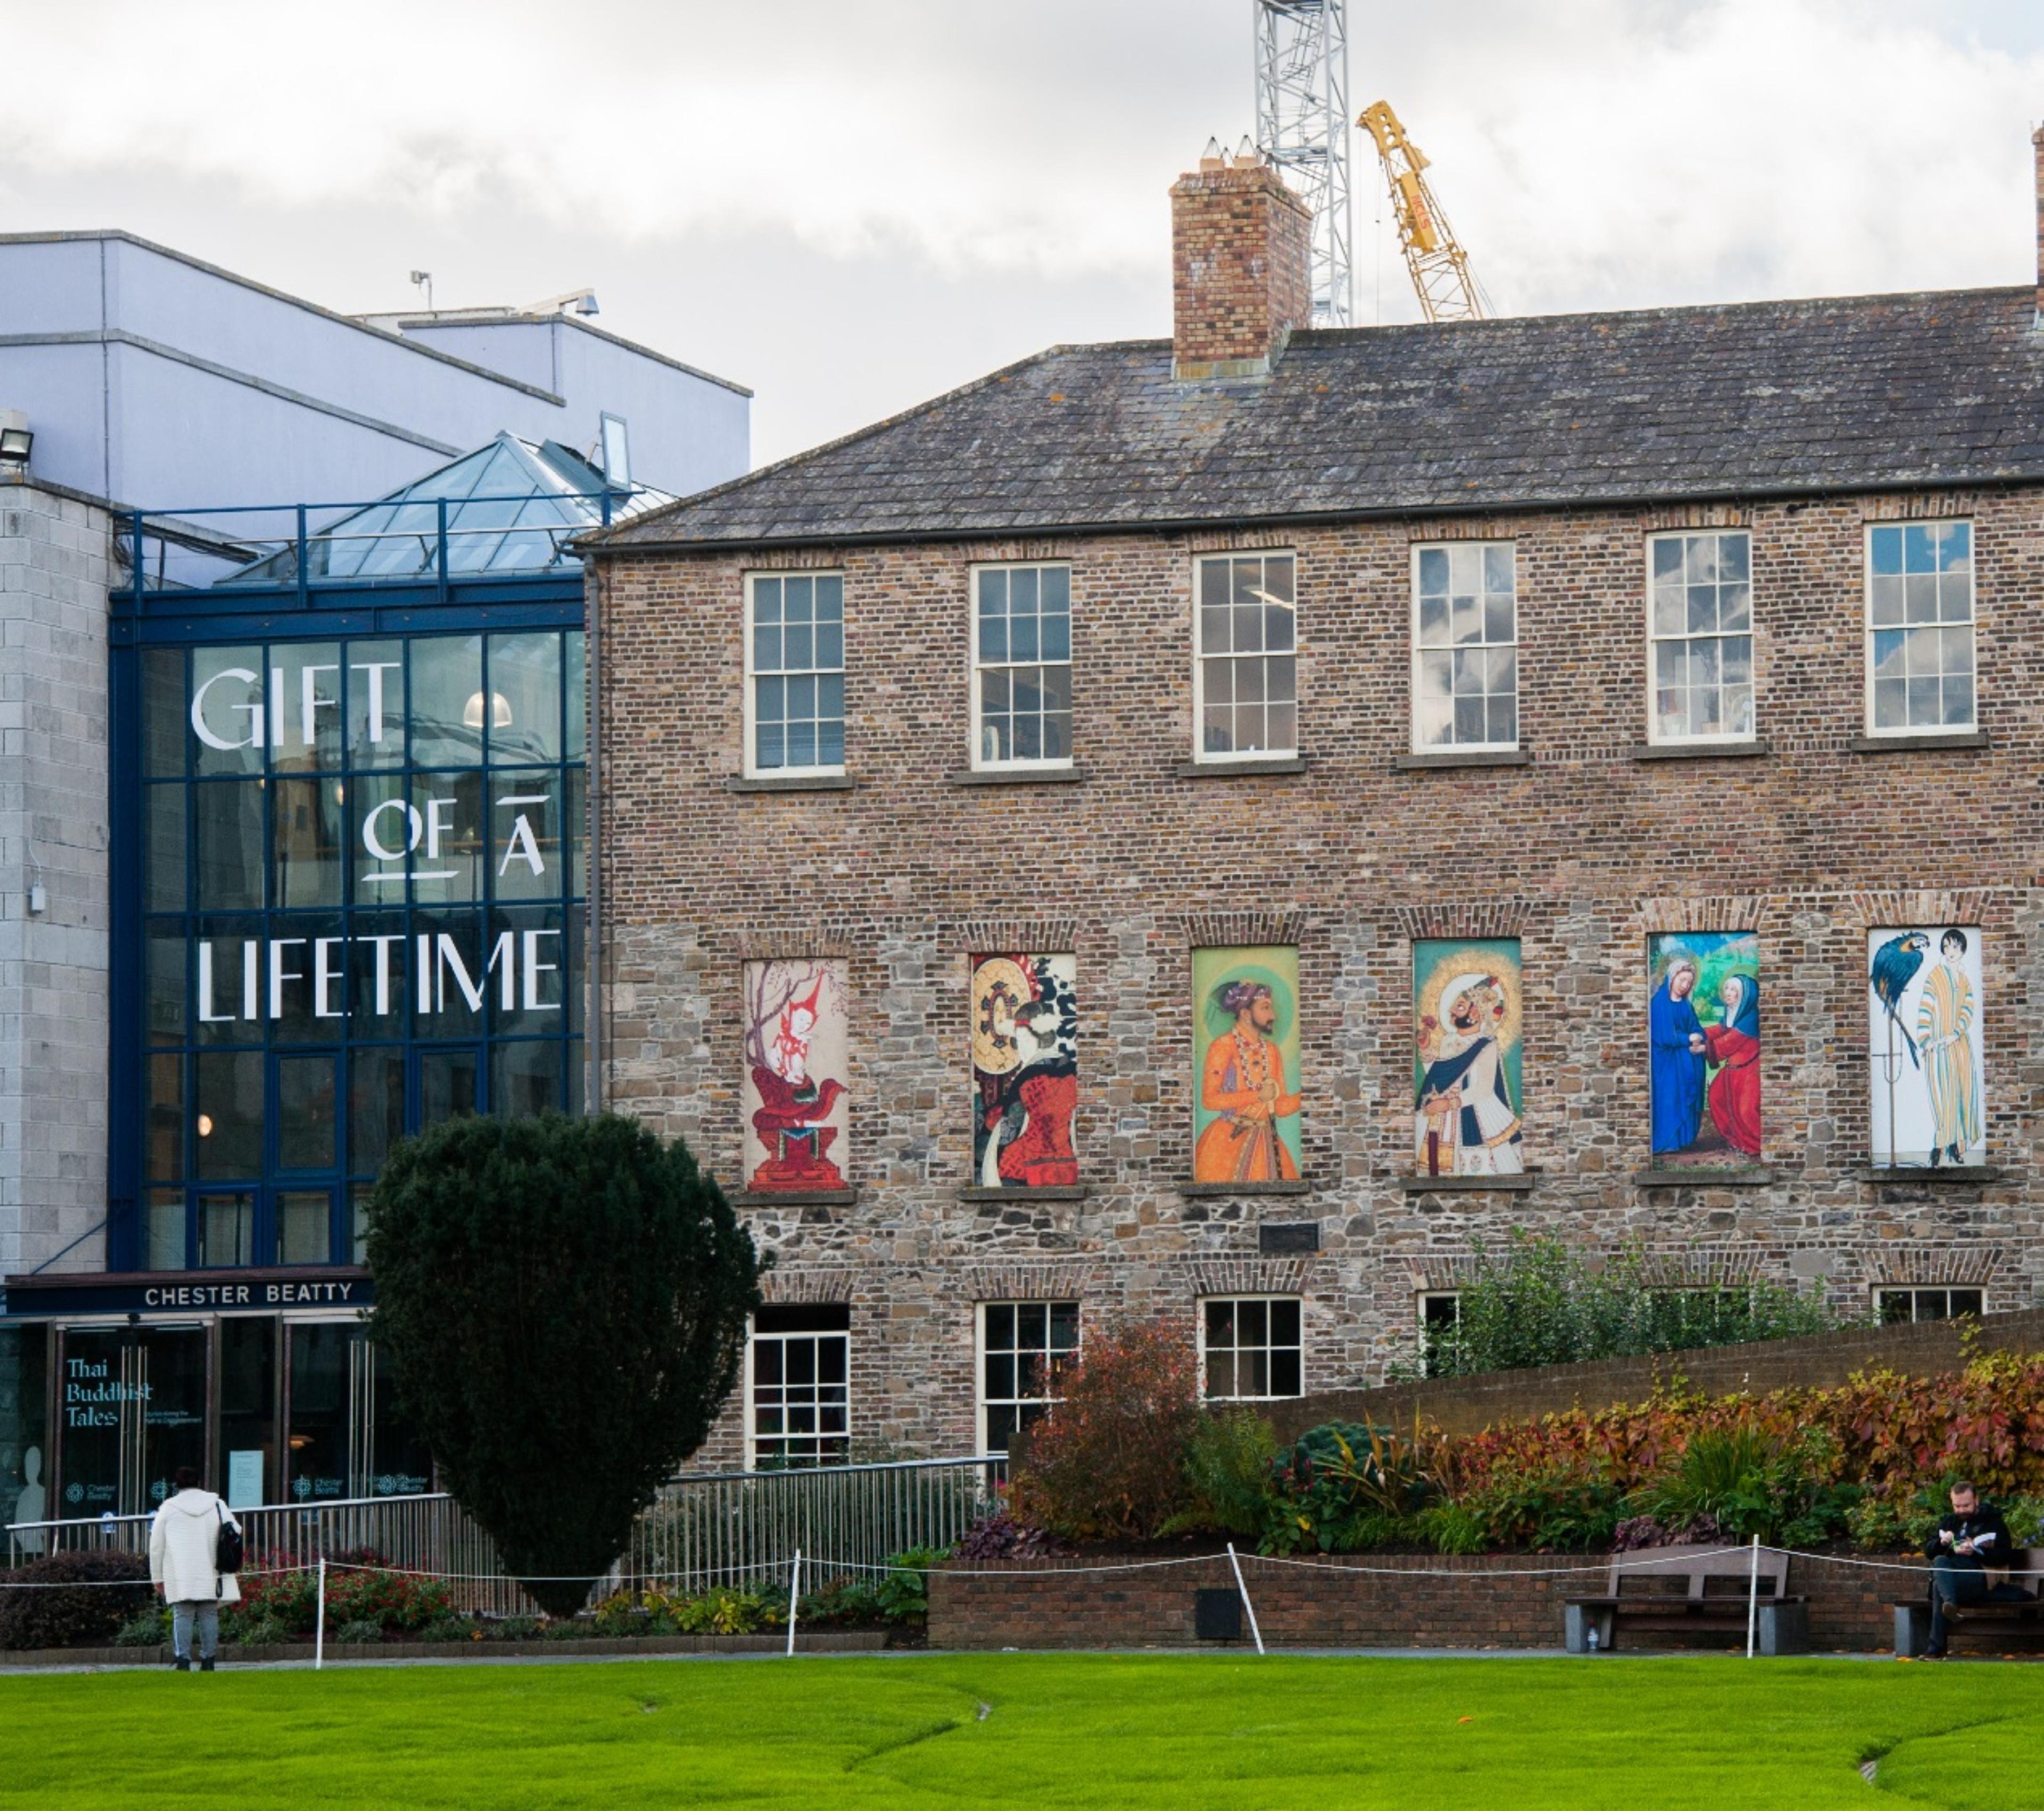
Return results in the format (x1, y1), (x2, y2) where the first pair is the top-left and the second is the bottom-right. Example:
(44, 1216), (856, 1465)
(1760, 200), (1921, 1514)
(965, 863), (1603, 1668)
(108, 514), (592, 1274)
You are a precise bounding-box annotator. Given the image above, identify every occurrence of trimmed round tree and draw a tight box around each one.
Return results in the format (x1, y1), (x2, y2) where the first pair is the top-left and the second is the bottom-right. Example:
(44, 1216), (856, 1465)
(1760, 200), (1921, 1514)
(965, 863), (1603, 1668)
(366, 1111), (762, 1616)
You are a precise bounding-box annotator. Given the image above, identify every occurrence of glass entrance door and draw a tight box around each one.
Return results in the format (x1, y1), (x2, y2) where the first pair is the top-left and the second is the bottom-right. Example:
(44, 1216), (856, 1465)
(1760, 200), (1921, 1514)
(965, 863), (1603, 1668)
(285, 1323), (431, 1502)
(54, 1325), (209, 1518)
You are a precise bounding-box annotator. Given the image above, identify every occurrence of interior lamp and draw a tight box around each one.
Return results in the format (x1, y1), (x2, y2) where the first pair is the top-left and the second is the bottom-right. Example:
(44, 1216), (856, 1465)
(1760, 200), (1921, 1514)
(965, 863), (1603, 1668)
(463, 690), (514, 730)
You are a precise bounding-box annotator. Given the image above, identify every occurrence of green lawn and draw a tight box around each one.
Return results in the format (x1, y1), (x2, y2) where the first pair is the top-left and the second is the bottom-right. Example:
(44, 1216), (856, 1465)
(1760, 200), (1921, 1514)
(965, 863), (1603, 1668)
(1, 1653), (2039, 1809)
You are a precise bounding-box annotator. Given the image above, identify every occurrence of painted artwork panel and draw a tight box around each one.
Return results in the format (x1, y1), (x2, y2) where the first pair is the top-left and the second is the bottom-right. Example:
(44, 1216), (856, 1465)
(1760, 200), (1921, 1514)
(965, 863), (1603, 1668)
(1648, 932), (1760, 1168)
(1413, 938), (1524, 1177)
(1192, 946), (1302, 1182)
(971, 954), (1078, 1188)
(1868, 927), (1985, 1168)
(740, 958), (850, 1191)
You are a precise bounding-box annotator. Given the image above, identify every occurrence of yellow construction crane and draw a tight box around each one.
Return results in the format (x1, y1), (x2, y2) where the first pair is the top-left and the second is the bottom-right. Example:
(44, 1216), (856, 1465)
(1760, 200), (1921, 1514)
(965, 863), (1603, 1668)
(1358, 100), (1488, 324)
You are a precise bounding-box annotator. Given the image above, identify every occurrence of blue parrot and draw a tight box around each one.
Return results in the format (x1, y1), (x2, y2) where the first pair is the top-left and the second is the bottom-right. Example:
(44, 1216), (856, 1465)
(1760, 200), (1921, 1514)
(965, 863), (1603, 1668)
(1869, 932), (1928, 1069)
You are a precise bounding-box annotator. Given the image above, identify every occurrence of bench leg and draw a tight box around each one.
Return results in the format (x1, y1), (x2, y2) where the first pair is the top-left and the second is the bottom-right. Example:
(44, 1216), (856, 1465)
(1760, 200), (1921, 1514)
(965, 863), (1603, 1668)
(1564, 1606), (1614, 1653)
(1893, 1602), (1930, 1657)
(1756, 1601), (1808, 1657)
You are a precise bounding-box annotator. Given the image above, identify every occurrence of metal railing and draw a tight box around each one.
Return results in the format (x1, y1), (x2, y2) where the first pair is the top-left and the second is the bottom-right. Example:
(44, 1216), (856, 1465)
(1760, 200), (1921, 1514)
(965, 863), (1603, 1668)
(5, 1457), (999, 1616)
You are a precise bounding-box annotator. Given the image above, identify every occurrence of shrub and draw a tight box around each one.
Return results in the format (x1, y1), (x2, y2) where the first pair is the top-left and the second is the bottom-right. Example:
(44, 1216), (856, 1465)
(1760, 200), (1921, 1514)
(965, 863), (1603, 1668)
(874, 1549), (945, 1624)
(1629, 1427), (1858, 1547)
(797, 1575), (883, 1625)
(672, 1587), (781, 1635)
(368, 1111), (763, 1616)
(327, 1565), (451, 1633)
(0, 1551), (152, 1650)
(334, 1618), (385, 1644)
(1263, 1423), (1445, 1554)
(1009, 1319), (1201, 1541)
(1415, 1503), (1488, 1556)
(1163, 1409), (1280, 1539)
(953, 1513), (1072, 1560)
(1421, 1232), (1841, 1378)
(113, 1607), (169, 1648)
(418, 1612), (479, 1643)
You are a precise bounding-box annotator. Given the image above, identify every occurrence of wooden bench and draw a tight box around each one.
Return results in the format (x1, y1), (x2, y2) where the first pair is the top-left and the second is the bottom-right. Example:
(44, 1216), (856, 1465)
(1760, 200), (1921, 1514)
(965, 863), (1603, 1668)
(1564, 1547), (1808, 1655)
(1892, 1550), (2043, 1655)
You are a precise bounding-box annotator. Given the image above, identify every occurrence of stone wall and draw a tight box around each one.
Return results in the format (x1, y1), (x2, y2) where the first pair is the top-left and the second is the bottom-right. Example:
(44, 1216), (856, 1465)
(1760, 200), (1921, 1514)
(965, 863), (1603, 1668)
(926, 1549), (1908, 1652)
(598, 485), (2044, 1468)
(0, 481), (110, 1275)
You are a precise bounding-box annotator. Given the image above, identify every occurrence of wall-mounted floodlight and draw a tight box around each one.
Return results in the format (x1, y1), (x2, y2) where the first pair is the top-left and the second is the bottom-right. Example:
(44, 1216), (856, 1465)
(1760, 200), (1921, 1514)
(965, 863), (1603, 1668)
(524, 287), (600, 318)
(0, 410), (31, 469)
(409, 270), (434, 311)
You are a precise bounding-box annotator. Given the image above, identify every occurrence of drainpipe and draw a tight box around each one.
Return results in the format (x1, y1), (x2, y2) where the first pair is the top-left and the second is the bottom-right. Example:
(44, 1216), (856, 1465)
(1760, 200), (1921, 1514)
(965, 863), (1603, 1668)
(586, 556), (604, 1113)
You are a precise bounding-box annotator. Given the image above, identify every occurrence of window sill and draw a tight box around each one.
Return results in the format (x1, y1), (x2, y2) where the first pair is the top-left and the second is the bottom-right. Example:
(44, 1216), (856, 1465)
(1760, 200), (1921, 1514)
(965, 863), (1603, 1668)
(1177, 1179), (1314, 1197)
(1854, 1166), (2003, 1185)
(1631, 1167), (1776, 1188)
(959, 1185), (1089, 1202)
(947, 766), (1088, 787)
(1630, 739), (1770, 762)
(1396, 1171), (1539, 1193)
(1175, 755), (1308, 778)
(732, 1187), (860, 1207)
(1393, 749), (1531, 771)
(1846, 731), (1988, 754)
(1258, 1221), (1320, 1254)
(725, 774), (859, 793)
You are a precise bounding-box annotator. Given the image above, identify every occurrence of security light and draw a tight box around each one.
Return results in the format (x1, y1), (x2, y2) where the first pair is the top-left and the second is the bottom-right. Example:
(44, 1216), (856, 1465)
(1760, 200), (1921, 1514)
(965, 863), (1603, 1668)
(523, 287), (600, 318)
(0, 410), (31, 468)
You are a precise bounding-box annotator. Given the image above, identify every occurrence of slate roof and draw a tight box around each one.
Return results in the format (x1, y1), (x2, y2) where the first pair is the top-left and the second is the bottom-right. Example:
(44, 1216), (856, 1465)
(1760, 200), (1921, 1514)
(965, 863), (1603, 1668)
(589, 287), (2044, 553)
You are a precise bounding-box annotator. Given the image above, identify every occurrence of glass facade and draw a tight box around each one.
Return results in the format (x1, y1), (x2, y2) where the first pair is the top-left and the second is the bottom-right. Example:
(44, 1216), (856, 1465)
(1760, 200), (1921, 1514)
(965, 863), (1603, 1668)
(134, 629), (586, 1269)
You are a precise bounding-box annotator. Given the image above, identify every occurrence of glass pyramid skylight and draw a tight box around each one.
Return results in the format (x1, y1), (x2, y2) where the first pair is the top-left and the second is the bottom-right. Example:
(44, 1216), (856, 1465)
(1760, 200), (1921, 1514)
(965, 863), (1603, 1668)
(222, 434), (672, 585)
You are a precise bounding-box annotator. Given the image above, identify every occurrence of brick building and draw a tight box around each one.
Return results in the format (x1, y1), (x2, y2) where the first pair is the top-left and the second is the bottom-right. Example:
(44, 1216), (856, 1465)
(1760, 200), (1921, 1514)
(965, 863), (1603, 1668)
(585, 138), (2044, 1469)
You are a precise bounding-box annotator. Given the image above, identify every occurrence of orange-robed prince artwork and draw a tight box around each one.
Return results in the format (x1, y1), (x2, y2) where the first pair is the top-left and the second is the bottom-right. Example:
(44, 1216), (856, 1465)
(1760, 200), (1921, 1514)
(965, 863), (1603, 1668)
(1192, 947), (1303, 1182)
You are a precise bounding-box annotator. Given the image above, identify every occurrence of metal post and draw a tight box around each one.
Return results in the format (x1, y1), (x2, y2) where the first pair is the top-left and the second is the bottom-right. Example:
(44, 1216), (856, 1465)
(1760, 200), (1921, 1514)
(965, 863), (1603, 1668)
(1746, 1536), (1760, 1658)
(316, 1557), (328, 1670)
(785, 1548), (801, 1658)
(435, 498), (450, 602)
(1226, 1542), (1266, 1655)
(295, 505), (309, 610)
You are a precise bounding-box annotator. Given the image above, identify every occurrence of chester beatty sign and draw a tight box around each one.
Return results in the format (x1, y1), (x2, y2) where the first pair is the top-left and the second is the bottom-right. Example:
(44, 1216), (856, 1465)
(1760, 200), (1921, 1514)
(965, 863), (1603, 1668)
(1, 1270), (374, 1318)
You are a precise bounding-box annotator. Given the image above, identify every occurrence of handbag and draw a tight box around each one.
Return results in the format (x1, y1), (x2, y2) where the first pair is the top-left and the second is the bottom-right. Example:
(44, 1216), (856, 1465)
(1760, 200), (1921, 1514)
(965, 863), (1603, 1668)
(214, 1500), (244, 1576)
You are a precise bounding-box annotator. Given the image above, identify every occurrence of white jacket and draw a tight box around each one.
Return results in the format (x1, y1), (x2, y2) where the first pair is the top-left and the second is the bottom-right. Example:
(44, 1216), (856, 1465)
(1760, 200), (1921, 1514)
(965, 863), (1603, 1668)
(149, 1489), (241, 1605)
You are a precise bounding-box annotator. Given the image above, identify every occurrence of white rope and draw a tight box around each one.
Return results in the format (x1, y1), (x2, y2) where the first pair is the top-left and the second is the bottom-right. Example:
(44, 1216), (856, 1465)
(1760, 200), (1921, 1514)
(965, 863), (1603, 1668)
(1241, 1543), (1755, 1580)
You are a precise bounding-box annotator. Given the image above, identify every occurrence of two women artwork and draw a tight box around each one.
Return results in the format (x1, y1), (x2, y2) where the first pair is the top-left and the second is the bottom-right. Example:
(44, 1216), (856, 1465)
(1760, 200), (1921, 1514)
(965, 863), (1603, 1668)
(1650, 933), (1761, 1168)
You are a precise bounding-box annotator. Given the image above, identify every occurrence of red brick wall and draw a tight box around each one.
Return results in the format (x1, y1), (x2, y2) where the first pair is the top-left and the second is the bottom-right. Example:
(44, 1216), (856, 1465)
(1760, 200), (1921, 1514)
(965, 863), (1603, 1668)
(926, 1550), (1908, 1652)
(1170, 159), (1313, 377)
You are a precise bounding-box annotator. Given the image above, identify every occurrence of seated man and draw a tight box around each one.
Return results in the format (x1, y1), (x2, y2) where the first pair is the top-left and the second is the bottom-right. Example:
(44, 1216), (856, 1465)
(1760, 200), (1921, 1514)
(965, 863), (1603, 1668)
(1918, 1479), (2030, 1658)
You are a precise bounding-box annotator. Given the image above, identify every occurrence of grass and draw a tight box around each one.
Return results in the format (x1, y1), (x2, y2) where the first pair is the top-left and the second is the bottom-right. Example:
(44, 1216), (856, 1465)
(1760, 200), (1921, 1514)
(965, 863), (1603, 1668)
(1, 1652), (2040, 1809)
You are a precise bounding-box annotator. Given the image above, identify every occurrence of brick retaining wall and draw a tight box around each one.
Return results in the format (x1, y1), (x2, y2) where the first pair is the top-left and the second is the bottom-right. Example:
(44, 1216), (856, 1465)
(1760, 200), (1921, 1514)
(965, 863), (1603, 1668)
(928, 1550), (1911, 1652)
(1272, 1308), (2044, 1442)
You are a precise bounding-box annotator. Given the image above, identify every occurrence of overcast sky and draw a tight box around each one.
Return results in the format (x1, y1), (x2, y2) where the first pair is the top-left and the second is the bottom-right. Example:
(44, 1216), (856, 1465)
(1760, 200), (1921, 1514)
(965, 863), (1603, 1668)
(5, 1), (2043, 466)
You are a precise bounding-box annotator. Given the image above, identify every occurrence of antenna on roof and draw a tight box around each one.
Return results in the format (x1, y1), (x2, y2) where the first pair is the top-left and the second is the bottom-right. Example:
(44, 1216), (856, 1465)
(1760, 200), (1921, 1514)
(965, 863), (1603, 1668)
(408, 270), (433, 312)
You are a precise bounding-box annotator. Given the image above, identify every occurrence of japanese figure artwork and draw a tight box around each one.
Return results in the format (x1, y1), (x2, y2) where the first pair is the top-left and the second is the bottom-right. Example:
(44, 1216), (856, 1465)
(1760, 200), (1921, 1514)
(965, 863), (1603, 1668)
(1649, 933), (1761, 1167)
(1413, 939), (1523, 1177)
(741, 959), (851, 1191)
(971, 954), (1079, 1188)
(1192, 947), (1303, 1182)
(1868, 927), (1985, 1168)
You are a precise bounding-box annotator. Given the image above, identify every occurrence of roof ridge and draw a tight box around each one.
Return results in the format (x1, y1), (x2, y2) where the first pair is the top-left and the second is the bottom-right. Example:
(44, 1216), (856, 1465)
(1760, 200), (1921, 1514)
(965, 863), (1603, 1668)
(587, 342), (1093, 545)
(1294, 283), (2034, 340)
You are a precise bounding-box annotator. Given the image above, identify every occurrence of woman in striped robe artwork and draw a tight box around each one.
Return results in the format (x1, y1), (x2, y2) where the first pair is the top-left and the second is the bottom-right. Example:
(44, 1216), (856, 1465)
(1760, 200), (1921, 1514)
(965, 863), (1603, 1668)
(1918, 929), (1982, 1167)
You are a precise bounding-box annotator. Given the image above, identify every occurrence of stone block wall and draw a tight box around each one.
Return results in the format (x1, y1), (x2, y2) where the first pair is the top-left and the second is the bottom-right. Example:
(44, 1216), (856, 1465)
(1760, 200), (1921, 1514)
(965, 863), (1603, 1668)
(0, 481), (111, 1274)
(925, 1550), (1909, 1652)
(596, 484), (2044, 1468)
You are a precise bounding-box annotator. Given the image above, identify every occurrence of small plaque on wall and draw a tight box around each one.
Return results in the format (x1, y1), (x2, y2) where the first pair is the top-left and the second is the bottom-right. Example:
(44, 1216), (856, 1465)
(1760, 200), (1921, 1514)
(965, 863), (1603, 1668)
(1258, 1221), (1318, 1254)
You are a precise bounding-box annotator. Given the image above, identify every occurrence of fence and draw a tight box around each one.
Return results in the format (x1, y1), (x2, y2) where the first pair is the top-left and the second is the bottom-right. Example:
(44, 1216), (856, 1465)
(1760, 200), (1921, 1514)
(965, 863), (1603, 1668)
(4, 1456), (999, 1615)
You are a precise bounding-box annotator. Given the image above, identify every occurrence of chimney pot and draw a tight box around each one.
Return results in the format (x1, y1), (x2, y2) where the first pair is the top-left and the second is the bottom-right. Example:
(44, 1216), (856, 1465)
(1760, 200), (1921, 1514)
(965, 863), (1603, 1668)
(1170, 153), (1314, 381)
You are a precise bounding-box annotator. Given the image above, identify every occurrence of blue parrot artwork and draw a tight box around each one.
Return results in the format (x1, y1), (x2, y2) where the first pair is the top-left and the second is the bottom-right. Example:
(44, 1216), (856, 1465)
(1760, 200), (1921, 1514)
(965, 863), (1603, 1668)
(1869, 932), (1928, 1069)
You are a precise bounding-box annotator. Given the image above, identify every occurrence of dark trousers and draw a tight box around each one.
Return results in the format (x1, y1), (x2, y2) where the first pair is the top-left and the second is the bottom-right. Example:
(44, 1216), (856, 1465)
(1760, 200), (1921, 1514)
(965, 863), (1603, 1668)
(1927, 1557), (2029, 1649)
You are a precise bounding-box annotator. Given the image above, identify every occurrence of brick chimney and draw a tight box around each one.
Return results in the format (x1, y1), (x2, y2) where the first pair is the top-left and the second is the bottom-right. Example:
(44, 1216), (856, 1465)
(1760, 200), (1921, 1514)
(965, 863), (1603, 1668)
(1171, 144), (1313, 380)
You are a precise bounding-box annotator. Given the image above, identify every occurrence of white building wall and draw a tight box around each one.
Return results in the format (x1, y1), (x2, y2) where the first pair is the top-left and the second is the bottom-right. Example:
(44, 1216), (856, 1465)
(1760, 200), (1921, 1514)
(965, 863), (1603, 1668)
(0, 479), (110, 1276)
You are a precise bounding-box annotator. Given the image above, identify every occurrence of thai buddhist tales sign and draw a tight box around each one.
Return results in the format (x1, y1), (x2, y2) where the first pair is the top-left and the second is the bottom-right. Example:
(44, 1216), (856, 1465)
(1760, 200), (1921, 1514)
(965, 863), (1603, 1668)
(741, 960), (851, 1192)
(1191, 946), (1301, 1183)
(971, 954), (1078, 1189)
(1867, 927), (1985, 1169)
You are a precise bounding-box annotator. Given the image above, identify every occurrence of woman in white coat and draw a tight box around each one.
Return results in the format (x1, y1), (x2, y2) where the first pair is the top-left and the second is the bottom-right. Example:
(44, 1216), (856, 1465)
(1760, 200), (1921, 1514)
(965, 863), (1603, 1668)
(149, 1465), (240, 1671)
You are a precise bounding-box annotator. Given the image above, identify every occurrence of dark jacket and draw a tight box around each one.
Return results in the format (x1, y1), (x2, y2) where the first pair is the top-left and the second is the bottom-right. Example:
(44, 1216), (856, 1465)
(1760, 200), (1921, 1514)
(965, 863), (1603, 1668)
(1927, 1503), (2014, 1568)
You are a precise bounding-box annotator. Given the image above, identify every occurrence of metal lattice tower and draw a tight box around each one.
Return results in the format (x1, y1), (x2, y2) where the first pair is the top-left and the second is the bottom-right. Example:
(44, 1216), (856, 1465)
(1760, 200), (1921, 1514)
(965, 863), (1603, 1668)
(1252, 0), (1353, 328)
